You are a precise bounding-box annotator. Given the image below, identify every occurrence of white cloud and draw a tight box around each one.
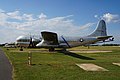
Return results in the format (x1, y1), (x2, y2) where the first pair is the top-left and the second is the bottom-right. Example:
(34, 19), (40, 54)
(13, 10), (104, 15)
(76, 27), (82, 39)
(38, 13), (47, 19)
(23, 14), (35, 21)
(7, 11), (22, 20)
(95, 13), (120, 23)
(102, 13), (120, 23)
(94, 15), (98, 18)
(0, 9), (95, 43)
(0, 9), (5, 12)
(0, 12), (8, 22)
(79, 23), (95, 30)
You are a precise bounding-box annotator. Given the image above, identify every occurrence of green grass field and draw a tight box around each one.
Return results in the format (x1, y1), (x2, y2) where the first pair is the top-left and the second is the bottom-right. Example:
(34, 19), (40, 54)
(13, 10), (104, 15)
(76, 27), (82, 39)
(2, 46), (120, 80)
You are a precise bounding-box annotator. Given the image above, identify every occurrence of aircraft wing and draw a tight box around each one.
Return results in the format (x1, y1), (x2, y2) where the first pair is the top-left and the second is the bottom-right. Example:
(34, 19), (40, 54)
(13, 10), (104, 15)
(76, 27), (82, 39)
(41, 31), (59, 45)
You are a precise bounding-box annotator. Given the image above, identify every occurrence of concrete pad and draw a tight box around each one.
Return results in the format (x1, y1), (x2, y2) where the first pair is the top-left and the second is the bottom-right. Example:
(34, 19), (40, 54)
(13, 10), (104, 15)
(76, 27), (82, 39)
(113, 63), (120, 66)
(76, 63), (109, 71)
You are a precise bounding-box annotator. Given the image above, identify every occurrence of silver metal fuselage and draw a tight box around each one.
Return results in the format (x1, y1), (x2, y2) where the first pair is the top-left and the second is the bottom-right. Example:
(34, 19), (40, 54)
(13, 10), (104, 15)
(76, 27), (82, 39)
(59, 36), (98, 47)
(37, 36), (99, 48)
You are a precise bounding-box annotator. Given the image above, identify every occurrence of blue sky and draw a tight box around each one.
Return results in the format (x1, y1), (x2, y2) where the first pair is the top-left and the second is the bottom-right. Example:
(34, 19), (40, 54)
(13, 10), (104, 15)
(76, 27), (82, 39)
(0, 0), (120, 43)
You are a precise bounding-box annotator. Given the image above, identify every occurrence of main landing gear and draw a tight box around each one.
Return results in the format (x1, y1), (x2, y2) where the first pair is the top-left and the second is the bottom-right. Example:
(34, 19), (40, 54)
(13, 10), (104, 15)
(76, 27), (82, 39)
(49, 48), (55, 52)
(48, 48), (66, 52)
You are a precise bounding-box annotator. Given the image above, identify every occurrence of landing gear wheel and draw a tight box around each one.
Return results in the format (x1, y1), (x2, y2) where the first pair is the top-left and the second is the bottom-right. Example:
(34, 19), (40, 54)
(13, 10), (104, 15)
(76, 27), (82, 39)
(49, 48), (55, 52)
(20, 47), (23, 51)
(62, 48), (66, 51)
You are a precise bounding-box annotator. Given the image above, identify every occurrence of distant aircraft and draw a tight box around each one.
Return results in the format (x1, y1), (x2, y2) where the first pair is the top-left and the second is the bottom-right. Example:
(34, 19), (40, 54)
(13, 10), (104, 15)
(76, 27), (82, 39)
(36, 20), (114, 51)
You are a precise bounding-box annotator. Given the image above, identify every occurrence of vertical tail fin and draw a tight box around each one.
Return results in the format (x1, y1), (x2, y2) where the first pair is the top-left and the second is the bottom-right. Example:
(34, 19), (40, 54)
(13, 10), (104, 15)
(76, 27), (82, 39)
(88, 20), (107, 37)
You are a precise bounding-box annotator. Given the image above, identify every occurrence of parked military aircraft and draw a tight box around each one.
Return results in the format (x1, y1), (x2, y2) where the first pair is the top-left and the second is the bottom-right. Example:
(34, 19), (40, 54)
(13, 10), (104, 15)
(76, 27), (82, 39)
(16, 20), (114, 51)
(36, 20), (114, 51)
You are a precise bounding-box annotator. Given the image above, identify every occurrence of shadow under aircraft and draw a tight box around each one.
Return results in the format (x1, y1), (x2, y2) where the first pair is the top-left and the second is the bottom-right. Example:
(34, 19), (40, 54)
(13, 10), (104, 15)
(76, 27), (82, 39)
(58, 50), (95, 60)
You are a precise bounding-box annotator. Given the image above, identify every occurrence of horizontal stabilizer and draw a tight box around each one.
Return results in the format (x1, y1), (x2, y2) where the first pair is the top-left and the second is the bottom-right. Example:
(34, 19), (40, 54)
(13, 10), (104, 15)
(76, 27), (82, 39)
(97, 36), (113, 40)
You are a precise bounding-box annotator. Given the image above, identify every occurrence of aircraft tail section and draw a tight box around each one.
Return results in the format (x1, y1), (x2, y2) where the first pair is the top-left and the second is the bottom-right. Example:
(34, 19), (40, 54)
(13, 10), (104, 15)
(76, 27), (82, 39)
(88, 20), (107, 37)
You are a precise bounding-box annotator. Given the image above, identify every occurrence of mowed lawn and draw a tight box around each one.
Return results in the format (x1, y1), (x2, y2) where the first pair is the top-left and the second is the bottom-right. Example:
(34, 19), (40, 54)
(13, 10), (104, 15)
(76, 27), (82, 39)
(2, 46), (120, 80)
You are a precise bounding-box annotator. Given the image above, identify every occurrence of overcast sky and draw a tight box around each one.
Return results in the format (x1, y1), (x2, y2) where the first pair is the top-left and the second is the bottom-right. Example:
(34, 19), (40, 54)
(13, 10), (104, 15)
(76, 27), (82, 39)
(0, 0), (120, 44)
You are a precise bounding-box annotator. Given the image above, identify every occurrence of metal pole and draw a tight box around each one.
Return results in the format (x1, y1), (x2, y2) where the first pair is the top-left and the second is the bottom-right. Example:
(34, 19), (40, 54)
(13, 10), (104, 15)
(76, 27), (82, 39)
(28, 51), (32, 65)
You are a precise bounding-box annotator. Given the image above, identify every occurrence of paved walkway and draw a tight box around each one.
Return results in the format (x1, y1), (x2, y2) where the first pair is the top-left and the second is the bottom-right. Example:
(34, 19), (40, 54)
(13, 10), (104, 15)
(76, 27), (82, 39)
(0, 48), (13, 80)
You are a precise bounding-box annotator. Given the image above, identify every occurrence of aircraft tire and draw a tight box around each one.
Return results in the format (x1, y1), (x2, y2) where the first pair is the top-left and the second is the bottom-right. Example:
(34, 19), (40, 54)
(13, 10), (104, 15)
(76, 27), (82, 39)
(49, 48), (55, 52)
